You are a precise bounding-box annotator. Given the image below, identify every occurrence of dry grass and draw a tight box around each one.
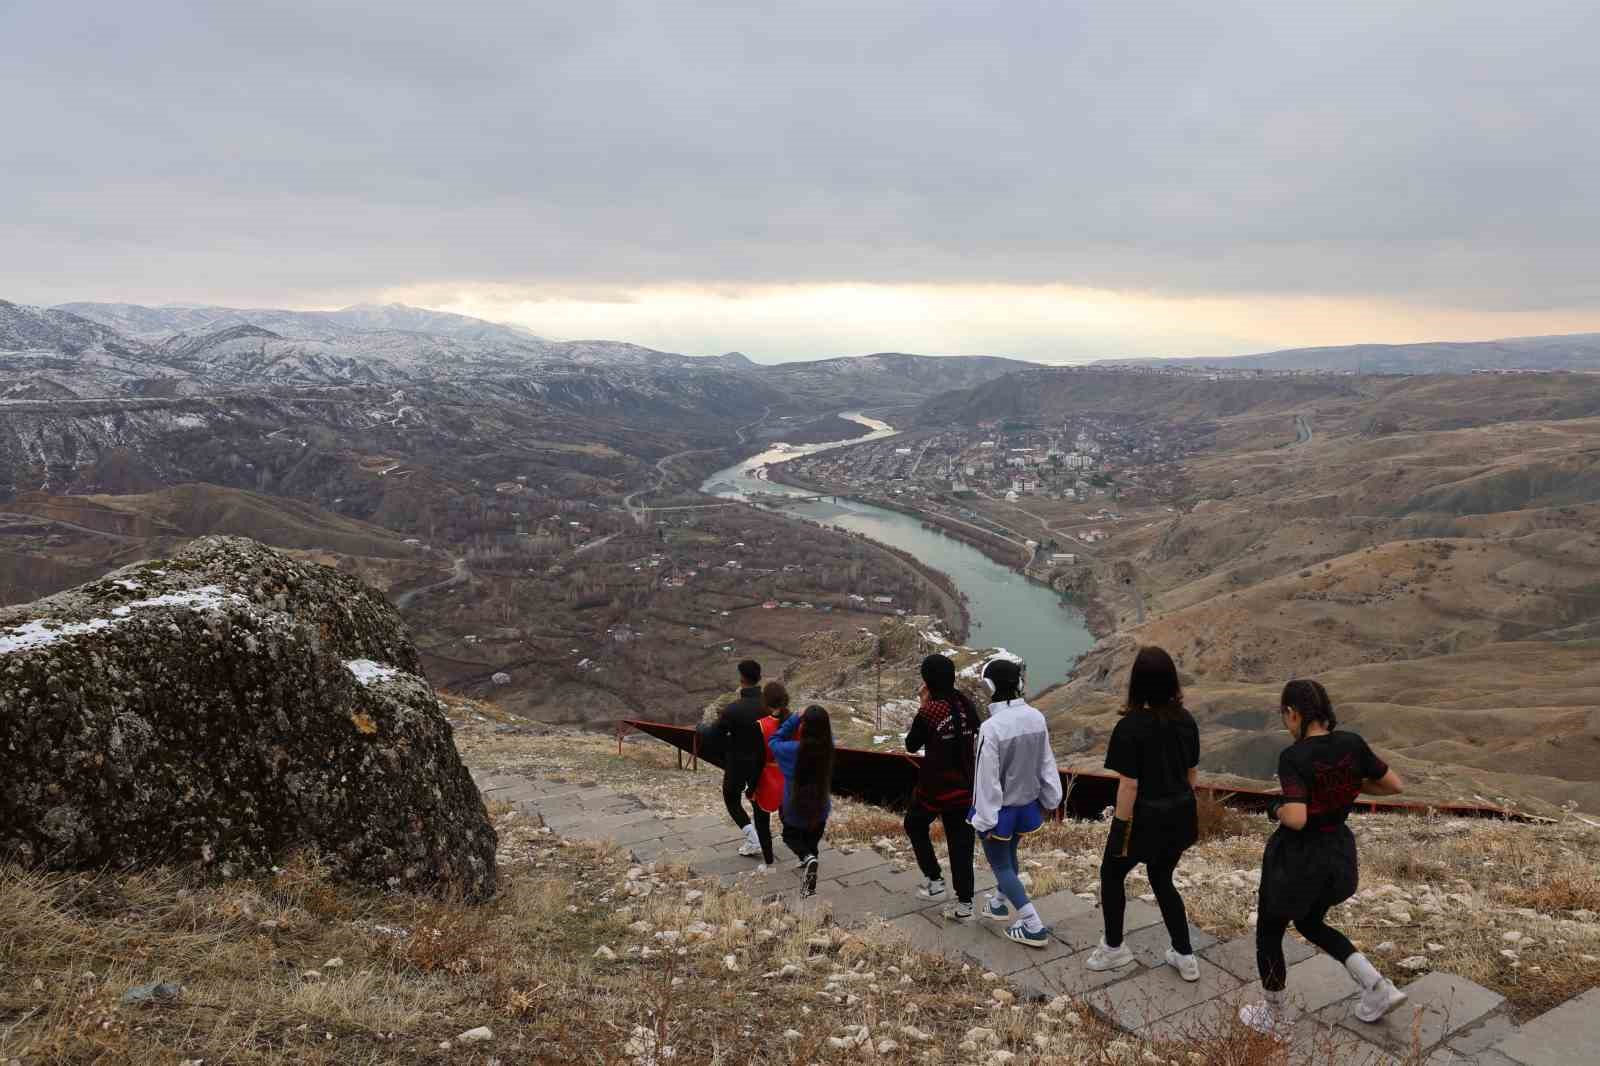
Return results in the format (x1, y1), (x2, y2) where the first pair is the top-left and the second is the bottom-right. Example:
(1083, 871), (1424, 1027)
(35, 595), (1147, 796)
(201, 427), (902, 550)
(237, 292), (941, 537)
(0, 825), (1430, 1066)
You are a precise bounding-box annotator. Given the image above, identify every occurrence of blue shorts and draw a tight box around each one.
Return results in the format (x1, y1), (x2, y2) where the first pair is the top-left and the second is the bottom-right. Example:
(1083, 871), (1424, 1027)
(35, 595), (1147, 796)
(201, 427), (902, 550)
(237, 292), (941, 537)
(975, 801), (1044, 840)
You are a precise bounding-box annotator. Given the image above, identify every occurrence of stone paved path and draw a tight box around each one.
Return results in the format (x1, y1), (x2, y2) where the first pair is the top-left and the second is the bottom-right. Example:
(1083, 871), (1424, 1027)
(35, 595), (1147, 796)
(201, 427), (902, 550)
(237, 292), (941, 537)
(473, 769), (1594, 1065)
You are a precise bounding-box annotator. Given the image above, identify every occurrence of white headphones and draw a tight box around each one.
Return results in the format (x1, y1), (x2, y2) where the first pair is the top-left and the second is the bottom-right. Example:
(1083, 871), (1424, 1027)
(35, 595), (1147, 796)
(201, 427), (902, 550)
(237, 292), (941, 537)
(979, 654), (1025, 697)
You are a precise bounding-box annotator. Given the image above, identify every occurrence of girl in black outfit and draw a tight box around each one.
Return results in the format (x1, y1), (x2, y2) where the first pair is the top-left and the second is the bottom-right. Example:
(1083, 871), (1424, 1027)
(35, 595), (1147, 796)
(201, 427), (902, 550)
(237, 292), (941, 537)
(1086, 646), (1202, 980)
(1240, 679), (1408, 1036)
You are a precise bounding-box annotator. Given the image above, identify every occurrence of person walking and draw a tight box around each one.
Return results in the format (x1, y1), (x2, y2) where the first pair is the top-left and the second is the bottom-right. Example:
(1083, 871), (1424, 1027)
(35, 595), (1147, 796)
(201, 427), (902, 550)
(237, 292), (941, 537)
(1239, 679), (1409, 1036)
(904, 653), (980, 920)
(1085, 647), (1202, 981)
(713, 659), (768, 858)
(969, 656), (1062, 947)
(770, 704), (835, 897)
(745, 680), (791, 873)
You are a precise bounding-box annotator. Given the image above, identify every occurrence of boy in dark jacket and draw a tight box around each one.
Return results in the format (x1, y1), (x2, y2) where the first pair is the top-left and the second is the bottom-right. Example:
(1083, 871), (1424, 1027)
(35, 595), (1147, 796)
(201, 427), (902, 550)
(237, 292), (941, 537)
(715, 659), (768, 857)
(903, 653), (980, 920)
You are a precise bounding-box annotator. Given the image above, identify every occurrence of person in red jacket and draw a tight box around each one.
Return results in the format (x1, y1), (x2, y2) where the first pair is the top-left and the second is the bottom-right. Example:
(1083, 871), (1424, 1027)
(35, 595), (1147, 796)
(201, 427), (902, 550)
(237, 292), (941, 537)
(746, 681), (791, 872)
(903, 653), (981, 920)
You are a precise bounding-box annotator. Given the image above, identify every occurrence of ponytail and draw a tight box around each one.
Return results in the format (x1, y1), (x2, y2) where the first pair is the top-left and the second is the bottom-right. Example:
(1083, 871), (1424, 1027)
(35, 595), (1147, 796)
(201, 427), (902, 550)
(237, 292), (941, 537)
(1280, 679), (1336, 740)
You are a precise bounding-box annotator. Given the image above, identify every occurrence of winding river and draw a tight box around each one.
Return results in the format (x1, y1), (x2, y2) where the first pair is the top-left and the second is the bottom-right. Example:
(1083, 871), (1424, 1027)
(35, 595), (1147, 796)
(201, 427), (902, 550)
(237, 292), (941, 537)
(701, 414), (1095, 691)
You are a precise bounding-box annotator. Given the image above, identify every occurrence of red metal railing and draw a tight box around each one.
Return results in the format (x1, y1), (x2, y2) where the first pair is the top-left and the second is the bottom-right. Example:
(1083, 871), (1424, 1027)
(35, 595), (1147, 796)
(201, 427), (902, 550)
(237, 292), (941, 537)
(617, 718), (1533, 822)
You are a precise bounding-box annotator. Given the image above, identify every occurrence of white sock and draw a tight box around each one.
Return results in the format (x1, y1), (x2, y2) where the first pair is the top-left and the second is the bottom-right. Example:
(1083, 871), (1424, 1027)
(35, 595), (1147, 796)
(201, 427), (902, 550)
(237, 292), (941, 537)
(1017, 902), (1042, 932)
(1345, 952), (1382, 991)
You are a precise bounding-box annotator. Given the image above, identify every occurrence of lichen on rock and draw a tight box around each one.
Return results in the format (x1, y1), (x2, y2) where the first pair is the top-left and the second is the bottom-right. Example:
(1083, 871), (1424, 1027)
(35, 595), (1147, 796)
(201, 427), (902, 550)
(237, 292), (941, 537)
(0, 535), (497, 900)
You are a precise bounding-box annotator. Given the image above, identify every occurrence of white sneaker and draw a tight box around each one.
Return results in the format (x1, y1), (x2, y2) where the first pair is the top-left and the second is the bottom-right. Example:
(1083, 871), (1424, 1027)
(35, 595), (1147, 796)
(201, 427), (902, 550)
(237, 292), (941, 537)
(917, 878), (947, 900)
(1238, 1001), (1289, 1038)
(753, 863), (773, 876)
(1355, 979), (1407, 1023)
(1085, 939), (1136, 972)
(737, 839), (763, 857)
(1165, 947), (1200, 982)
(942, 901), (974, 922)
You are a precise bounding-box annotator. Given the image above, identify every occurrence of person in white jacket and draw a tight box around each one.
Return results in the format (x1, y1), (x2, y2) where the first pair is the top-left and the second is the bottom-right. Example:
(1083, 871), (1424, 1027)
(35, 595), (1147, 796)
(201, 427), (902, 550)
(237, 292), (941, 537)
(968, 656), (1063, 947)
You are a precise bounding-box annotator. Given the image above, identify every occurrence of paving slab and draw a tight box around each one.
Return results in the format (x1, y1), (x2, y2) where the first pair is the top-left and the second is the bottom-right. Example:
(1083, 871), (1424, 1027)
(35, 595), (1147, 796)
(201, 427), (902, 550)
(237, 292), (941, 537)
(1426, 1046), (1521, 1066)
(672, 826), (750, 850)
(1439, 1010), (1517, 1058)
(1031, 952), (1143, 998)
(605, 821), (682, 847)
(1323, 971), (1505, 1056)
(882, 912), (957, 956)
(1286, 1018), (1404, 1066)
(1050, 898), (1162, 951)
(1089, 956), (1242, 1034)
(1120, 920), (1218, 969)
(1200, 933), (1316, 982)
(1492, 985), (1600, 1066)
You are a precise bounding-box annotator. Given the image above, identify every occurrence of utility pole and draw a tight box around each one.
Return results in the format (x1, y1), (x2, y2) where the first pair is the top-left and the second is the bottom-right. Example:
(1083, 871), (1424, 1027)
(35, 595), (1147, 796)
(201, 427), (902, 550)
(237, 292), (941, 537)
(874, 637), (884, 731)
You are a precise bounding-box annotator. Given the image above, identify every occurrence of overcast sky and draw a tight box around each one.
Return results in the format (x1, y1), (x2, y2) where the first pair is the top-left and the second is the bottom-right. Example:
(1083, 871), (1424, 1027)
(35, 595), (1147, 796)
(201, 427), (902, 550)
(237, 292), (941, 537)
(6, 1), (1599, 362)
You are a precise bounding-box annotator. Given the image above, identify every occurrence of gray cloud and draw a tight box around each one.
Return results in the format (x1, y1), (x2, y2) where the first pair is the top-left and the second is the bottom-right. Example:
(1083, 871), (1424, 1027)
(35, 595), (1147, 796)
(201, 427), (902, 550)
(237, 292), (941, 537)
(4, 1), (1599, 312)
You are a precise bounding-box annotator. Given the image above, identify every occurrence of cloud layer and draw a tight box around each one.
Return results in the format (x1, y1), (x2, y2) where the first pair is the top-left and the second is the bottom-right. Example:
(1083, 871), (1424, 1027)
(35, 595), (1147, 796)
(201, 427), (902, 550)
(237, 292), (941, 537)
(5, 1), (1599, 354)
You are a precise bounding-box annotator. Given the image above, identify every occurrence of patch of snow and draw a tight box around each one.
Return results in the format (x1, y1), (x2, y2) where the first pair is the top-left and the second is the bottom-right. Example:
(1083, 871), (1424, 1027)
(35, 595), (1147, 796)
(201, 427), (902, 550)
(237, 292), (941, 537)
(108, 585), (243, 617)
(0, 618), (115, 654)
(345, 659), (403, 686)
(2, 584), (249, 655)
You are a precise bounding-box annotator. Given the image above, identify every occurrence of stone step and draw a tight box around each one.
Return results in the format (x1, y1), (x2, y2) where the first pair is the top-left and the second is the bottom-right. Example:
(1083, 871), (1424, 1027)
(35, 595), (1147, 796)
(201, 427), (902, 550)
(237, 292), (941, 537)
(1491, 986), (1600, 1066)
(1316, 971), (1505, 1058)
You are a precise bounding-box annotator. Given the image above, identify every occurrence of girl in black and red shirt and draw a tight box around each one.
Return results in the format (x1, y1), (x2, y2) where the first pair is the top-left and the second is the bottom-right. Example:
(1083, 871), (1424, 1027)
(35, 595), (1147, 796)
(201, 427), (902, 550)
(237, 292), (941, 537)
(903, 653), (981, 920)
(1240, 680), (1409, 1036)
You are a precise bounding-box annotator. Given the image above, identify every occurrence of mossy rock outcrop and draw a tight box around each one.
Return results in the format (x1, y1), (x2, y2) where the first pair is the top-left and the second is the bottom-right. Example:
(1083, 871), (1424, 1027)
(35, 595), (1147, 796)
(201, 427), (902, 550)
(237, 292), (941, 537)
(0, 536), (497, 900)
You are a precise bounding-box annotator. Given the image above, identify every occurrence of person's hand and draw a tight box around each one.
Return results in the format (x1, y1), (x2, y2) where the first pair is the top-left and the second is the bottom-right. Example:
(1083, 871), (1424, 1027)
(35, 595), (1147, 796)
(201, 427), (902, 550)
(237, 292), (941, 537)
(1265, 798), (1283, 822)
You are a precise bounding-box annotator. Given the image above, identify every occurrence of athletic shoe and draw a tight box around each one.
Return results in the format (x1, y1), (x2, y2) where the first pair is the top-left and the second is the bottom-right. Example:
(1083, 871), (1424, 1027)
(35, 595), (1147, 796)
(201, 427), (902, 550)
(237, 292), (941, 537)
(801, 856), (819, 897)
(941, 901), (974, 922)
(1085, 939), (1136, 971)
(916, 878), (947, 900)
(1238, 1001), (1289, 1038)
(1004, 922), (1050, 948)
(753, 863), (773, 876)
(982, 894), (1012, 921)
(737, 839), (763, 857)
(1166, 947), (1200, 983)
(1355, 979), (1408, 1023)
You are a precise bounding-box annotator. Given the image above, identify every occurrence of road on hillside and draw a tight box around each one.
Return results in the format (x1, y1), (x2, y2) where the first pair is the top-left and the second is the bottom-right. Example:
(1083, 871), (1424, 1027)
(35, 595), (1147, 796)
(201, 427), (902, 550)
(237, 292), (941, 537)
(394, 555), (470, 609)
(1295, 413), (1313, 444)
(625, 405), (772, 522)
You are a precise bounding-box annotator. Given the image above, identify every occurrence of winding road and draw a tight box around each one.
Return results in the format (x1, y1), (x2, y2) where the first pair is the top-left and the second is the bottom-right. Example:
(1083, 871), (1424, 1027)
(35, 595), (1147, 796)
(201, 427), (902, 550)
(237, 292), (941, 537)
(394, 555), (470, 610)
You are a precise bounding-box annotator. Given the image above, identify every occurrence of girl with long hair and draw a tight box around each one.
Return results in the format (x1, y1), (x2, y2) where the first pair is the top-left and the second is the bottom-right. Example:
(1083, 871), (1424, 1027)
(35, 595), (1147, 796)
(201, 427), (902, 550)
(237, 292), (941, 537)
(1086, 646), (1202, 980)
(1239, 680), (1408, 1036)
(904, 653), (981, 920)
(770, 704), (836, 897)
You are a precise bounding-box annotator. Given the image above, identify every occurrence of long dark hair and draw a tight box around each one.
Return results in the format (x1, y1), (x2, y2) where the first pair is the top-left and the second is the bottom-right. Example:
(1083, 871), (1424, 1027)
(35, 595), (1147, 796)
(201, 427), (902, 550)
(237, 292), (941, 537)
(921, 653), (978, 732)
(1281, 679), (1336, 740)
(1125, 646), (1184, 721)
(790, 704), (835, 827)
(762, 681), (791, 722)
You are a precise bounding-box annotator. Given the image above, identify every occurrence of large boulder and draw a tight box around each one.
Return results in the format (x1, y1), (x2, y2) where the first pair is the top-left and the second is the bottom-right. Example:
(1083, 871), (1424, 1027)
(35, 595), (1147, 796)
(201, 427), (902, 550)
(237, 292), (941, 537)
(0, 536), (497, 900)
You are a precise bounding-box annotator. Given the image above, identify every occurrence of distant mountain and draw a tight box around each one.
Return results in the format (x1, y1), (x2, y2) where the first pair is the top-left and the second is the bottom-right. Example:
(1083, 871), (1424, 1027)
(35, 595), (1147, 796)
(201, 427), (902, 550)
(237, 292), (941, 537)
(768, 352), (1037, 407)
(1096, 332), (1600, 374)
(0, 300), (147, 356)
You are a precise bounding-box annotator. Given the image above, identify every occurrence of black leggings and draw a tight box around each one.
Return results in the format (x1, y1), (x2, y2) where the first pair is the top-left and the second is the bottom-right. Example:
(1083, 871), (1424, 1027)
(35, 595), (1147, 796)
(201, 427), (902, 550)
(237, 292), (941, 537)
(721, 761), (760, 829)
(782, 821), (824, 861)
(1101, 847), (1192, 955)
(1257, 906), (1356, 992)
(751, 808), (774, 864)
(904, 807), (976, 903)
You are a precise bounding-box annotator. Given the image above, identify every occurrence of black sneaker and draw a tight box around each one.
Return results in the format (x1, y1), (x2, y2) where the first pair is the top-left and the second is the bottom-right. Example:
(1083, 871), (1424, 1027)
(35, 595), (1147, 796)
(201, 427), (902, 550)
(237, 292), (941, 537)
(801, 855), (819, 897)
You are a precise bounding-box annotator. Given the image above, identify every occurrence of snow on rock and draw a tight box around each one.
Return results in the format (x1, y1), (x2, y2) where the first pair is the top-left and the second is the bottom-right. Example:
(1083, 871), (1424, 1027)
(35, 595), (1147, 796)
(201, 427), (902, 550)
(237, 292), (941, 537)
(0, 536), (496, 900)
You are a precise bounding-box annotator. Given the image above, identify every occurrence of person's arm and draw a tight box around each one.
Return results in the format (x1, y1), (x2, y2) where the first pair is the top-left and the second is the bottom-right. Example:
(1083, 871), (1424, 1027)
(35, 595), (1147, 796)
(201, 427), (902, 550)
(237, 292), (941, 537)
(905, 707), (930, 753)
(1038, 731), (1064, 812)
(774, 714), (801, 741)
(1362, 768), (1404, 796)
(1187, 767), (1199, 787)
(1114, 774), (1139, 820)
(1274, 748), (1310, 831)
(969, 732), (1001, 834)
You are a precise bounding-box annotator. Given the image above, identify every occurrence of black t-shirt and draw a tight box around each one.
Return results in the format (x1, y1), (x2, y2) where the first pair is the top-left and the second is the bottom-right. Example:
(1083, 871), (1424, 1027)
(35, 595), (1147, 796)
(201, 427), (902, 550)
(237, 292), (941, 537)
(1277, 730), (1388, 830)
(1104, 707), (1200, 800)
